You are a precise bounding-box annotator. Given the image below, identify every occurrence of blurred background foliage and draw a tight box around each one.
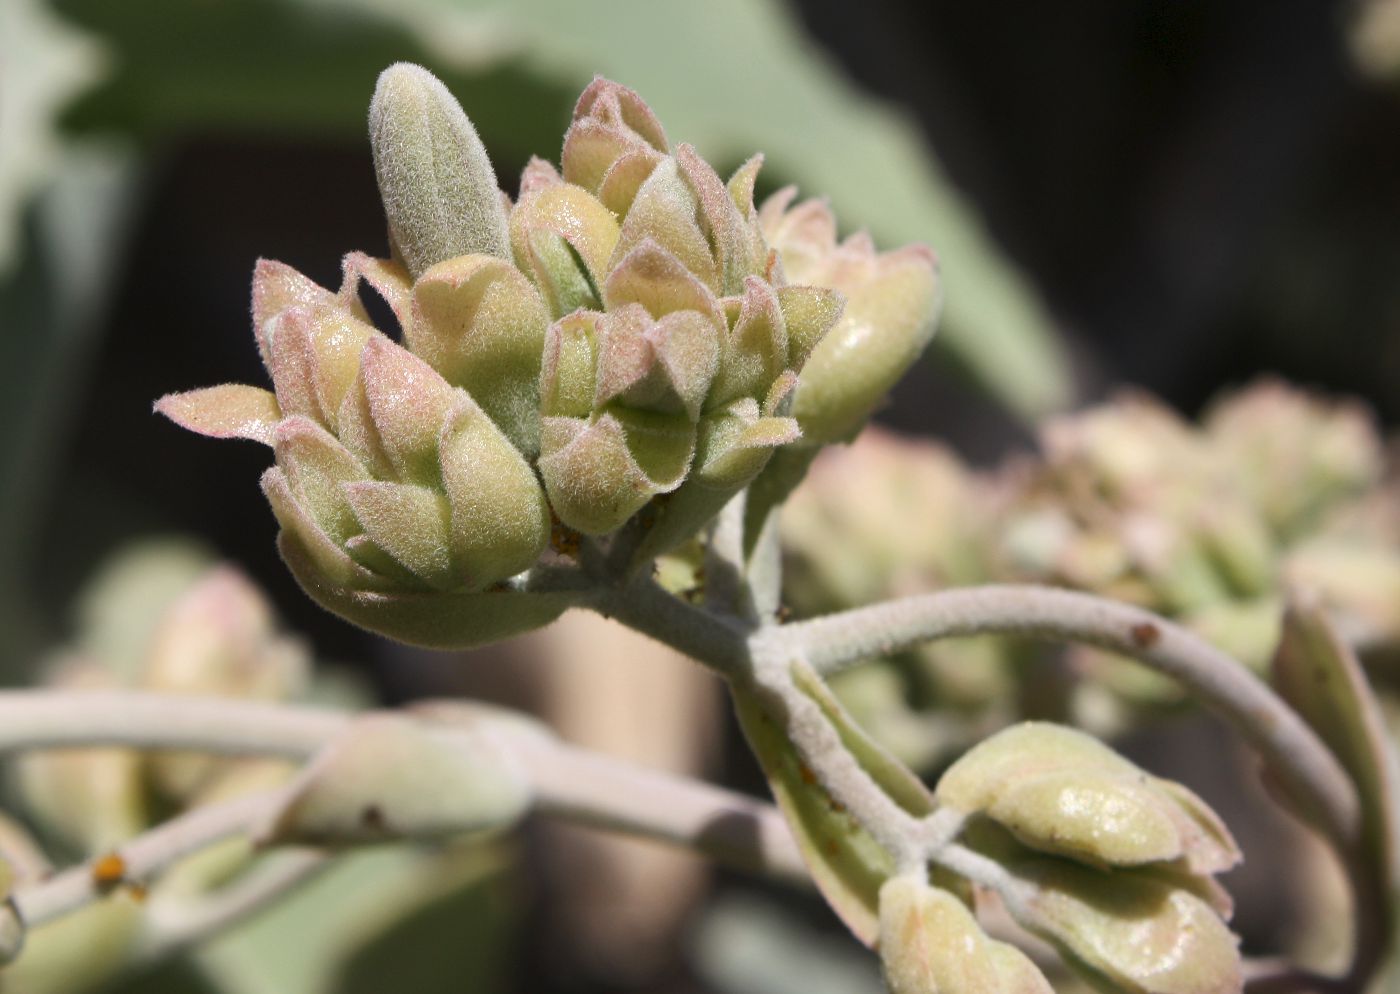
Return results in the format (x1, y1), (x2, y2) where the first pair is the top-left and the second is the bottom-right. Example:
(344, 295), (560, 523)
(3, 0), (1400, 991)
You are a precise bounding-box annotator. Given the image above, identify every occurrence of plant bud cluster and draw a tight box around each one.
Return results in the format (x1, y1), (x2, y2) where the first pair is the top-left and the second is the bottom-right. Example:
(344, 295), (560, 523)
(158, 65), (941, 646)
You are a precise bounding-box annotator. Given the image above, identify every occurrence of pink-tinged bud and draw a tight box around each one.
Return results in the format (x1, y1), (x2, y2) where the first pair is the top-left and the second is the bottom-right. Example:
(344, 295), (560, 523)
(710, 276), (789, 407)
(561, 77), (668, 208)
(344, 336), (457, 485)
(595, 305), (720, 420)
(676, 144), (766, 295)
(154, 384), (281, 445)
(265, 302), (381, 432)
(250, 257), (343, 366)
(409, 254), (550, 457)
(519, 155), (564, 196)
(509, 183), (619, 317)
(613, 157), (719, 291)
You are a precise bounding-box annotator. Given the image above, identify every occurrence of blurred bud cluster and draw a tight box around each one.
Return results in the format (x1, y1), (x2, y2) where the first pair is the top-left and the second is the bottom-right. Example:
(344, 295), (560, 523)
(3, 542), (313, 991)
(158, 65), (940, 648)
(782, 379), (1400, 761)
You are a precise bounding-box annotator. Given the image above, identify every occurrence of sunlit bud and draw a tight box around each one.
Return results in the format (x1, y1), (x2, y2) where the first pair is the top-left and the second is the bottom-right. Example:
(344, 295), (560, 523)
(509, 182), (619, 318)
(369, 63), (511, 277)
(937, 723), (1240, 875)
(878, 875), (1053, 994)
(1010, 850), (1243, 994)
(408, 254), (550, 457)
(561, 77), (668, 213)
(787, 244), (941, 445)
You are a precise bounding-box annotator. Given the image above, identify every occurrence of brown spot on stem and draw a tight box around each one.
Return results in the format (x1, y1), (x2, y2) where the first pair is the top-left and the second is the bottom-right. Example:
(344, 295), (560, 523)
(1130, 622), (1160, 648)
(361, 804), (388, 832)
(798, 763), (817, 787)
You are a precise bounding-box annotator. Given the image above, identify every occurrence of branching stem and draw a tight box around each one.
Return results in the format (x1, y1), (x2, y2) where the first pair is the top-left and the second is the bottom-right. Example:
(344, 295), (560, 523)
(0, 691), (804, 931)
(775, 584), (1360, 848)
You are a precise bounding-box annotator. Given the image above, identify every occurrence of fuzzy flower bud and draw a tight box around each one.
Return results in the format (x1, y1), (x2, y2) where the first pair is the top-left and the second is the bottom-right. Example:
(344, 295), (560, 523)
(159, 65), (942, 641)
(369, 63), (512, 277)
(158, 256), (562, 648)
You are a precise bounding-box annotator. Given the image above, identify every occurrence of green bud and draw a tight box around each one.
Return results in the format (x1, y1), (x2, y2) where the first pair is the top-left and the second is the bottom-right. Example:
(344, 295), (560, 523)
(878, 876), (1053, 994)
(369, 62), (511, 278)
(408, 254), (550, 457)
(1012, 852), (1242, 994)
(788, 245), (942, 445)
(255, 715), (531, 847)
(937, 723), (1239, 874)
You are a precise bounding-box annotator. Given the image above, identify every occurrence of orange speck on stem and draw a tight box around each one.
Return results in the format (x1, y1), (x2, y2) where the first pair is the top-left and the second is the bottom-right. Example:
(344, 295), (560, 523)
(91, 852), (126, 890)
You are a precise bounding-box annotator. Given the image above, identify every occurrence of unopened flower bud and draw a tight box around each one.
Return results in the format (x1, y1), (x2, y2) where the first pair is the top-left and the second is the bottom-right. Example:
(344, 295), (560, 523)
(787, 244), (941, 445)
(255, 715), (531, 847)
(878, 875), (1053, 994)
(1011, 850), (1242, 994)
(937, 723), (1239, 875)
(369, 63), (511, 277)
(561, 77), (669, 213)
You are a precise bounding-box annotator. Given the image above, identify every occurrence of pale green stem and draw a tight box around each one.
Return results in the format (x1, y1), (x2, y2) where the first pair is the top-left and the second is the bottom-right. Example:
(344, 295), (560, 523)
(778, 584), (1360, 849)
(14, 789), (282, 926)
(746, 648), (925, 864)
(0, 691), (805, 931)
(745, 507), (784, 624)
(593, 577), (750, 677)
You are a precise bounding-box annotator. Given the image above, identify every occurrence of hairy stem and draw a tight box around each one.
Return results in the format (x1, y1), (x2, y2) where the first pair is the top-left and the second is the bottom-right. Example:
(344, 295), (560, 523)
(14, 790), (281, 926)
(594, 577), (751, 677)
(779, 584), (1360, 848)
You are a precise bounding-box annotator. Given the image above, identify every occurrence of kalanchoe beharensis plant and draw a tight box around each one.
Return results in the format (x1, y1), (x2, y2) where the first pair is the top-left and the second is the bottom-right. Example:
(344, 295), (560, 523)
(7, 62), (1392, 994)
(156, 63), (935, 647)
